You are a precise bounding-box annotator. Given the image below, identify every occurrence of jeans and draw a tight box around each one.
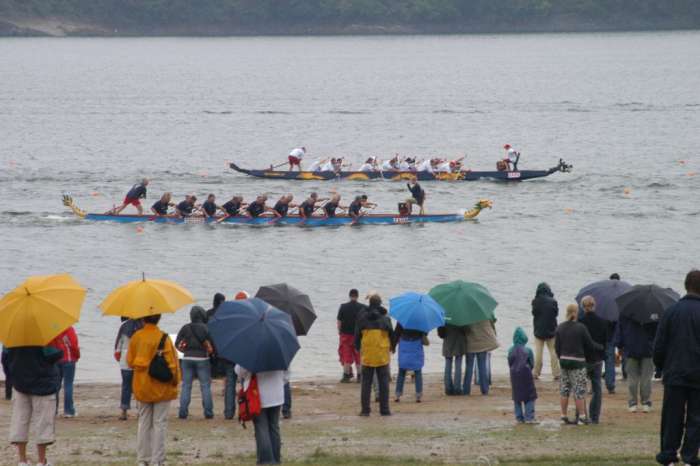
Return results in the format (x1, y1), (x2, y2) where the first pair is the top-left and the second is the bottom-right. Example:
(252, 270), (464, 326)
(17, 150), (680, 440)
(657, 385), (700, 465)
(465, 352), (490, 395)
(533, 337), (560, 378)
(224, 361), (237, 419)
(514, 400), (536, 422)
(586, 362), (603, 422)
(57, 361), (76, 416)
(604, 337), (616, 392)
(361, 365), (390, 415)
(2, 353), (12, 400)
(395, 369), (423, 398)
(443, 356), (463, 395)
(253, 406), (281, 464)
(626, 357), (654, 407)
(179, 359), (214, 419)
(282, 382), (292, 417)
(120, 369), (134, 410)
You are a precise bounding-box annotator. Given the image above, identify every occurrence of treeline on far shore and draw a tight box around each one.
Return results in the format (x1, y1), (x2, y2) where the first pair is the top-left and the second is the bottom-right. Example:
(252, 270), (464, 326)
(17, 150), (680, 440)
(1, 0), (699, 35)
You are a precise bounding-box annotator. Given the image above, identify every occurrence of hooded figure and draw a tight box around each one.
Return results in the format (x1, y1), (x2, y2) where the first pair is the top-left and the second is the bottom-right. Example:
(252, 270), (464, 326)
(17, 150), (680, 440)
(508, 327), (537, 404)
(175, 306), (212, 359)
(532, 282), (558, 340)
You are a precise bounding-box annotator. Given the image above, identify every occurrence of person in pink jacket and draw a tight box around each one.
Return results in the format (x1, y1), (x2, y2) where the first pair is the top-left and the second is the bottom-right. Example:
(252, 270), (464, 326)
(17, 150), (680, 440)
(49, 326), (80, 417)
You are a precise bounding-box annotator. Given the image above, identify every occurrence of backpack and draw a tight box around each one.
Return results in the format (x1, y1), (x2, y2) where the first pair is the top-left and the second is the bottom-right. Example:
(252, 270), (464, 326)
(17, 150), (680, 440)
(238, 374), (261, 427)
(148, 333), (174, 383)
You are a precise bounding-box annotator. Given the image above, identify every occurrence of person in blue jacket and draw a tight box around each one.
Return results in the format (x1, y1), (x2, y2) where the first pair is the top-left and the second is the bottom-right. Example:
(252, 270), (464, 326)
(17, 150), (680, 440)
(654, 270), (700, 466)
(391, 323), (427, 403)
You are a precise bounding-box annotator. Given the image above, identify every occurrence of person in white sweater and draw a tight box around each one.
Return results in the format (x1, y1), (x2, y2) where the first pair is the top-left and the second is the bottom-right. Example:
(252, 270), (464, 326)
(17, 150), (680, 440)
(235, 366), (285, 464)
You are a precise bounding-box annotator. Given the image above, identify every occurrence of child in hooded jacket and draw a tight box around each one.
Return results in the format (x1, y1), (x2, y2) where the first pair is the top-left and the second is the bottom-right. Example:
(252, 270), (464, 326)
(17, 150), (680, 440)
(508, 327), (538, 423)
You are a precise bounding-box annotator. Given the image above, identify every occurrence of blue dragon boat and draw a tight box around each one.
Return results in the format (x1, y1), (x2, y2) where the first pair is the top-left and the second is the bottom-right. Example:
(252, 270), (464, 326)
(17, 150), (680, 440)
(229, 159), (571, 182)
(63, 195), (492, 227)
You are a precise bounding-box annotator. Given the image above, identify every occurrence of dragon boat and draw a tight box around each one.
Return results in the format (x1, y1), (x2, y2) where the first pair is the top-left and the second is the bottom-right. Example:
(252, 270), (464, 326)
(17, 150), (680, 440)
(63, 195), (492, 227)
(229, 159), (571, 182)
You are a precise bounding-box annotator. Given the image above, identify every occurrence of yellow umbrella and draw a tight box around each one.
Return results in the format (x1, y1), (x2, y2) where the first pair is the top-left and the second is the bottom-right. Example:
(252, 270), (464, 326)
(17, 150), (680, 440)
(0, 273), (86, 347)
(100, 275), (194, 319)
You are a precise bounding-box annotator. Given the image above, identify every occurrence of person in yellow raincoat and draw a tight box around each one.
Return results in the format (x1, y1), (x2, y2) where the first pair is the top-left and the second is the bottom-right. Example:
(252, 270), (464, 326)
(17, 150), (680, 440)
(127, 314), (181, 466)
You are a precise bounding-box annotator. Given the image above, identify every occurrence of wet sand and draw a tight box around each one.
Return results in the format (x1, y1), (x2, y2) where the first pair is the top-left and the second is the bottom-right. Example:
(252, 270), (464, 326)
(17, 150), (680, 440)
(0, 374), (661, 465)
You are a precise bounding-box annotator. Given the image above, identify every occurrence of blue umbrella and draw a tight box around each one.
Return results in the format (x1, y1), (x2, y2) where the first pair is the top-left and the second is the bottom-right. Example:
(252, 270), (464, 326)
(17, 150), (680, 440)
(575, 279), (632, 321)
(207, 298), (300, 372)
(389, 292), (445, 333)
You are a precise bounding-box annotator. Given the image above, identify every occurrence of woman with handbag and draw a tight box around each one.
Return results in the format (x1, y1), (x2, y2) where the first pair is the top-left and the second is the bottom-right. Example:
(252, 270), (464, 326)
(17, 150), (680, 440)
(127, 314), (181, 466)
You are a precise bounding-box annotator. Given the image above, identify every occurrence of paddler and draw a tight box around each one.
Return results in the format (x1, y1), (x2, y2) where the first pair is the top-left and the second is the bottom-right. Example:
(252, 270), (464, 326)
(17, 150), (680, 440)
(201, 194), (221, 218)
(221, 196), (246, 217)
(359, 157), (377, 172)
(308, 159), (326, 172)
(150, 192), (174, 216)
(273, 194), (297, 217)
(348, 195), (376, 224)
(288, 146), (306, 171)
(299, 192), (329, 220)
(245, 195), (279, 218)
(110, 178), (149, 215)
(406, 178), (426, 215)
(323, 194), (347, 218)
(320, 158), (336, 172)
(504, 144), (520, 171)
(416, 159), (433, 173)
(176, 195), (198, 218)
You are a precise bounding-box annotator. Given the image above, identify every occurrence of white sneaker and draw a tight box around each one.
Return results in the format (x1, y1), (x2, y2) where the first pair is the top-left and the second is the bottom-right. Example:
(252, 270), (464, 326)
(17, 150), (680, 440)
(642, 404), (651, 413)
(628, 405), (637, 413)
(36, 462), (53, 466)
(18, 462), (29, 466)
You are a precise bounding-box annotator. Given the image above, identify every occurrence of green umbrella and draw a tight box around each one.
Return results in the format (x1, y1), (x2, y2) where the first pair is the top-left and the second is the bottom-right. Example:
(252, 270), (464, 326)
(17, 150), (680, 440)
(429, 280), (497, 326)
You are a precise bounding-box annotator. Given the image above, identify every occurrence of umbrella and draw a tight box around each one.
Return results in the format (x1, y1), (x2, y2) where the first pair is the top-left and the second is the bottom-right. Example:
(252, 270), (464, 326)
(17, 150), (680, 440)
(0, 273), (86, 347)
(389, 292), (445, 333)
(576, 279), (632, 321)
(100, 274), (194, 319)
(207, 298), (299, 372)
(429, 280), (497, 326)
(255, 283), (316, 336)
(616, 285), (680, 324)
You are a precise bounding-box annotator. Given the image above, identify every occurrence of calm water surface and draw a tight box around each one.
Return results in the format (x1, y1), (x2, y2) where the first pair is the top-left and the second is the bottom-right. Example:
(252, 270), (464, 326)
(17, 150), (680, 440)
(0, 32), (698, 381)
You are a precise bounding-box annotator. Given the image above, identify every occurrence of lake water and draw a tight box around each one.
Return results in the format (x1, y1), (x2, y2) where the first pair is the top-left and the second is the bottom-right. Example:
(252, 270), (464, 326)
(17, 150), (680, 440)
(0, 32), (698, 382)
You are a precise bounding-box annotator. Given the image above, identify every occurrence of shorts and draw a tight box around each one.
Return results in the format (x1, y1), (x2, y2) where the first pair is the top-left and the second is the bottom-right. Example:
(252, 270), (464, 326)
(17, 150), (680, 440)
(288, 156), (301, 166)
(338, 334), (360, 365)
(123, 196), (141, 207)
(9, 390), (56, 445)
(559, 367), (588, 400)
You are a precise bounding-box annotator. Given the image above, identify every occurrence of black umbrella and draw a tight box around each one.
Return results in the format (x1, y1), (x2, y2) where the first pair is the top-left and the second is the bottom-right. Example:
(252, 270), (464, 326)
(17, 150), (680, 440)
(255, 283), (316, 336)
(615, 285), (681, 324)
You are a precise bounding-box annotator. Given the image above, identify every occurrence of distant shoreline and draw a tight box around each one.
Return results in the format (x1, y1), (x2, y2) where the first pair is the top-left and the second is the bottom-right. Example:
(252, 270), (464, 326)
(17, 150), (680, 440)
(1, 16), (699, 38)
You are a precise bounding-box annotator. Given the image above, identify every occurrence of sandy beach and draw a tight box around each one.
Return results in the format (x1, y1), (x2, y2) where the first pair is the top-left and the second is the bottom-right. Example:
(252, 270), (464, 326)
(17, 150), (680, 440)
(0, 374), (661, 465)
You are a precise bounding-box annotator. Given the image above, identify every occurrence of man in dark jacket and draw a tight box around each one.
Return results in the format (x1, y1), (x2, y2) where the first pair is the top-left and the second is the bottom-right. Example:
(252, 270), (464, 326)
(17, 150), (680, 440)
(579, 295), (610, 424)
(617, 315), (657, 413)
(337, 289), (366, 383)
(531, 283), (560, 380)
(654, 270), (700, 466)
(175, 306), (214, 419)
(6, 345), (63, 466)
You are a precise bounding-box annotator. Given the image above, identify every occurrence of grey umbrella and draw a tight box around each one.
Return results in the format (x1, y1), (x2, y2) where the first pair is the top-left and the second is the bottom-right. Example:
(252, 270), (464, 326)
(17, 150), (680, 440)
(255, 283), (317, 336)
(575, 279), (632, 321)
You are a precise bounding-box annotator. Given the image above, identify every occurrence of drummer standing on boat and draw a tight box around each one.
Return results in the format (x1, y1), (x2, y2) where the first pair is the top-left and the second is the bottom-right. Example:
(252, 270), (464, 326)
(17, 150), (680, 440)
(288, 147), (306, 171)
(406, 178), (426, 215)
(110, 178), (149, 215)
(504, 144), (520, 171)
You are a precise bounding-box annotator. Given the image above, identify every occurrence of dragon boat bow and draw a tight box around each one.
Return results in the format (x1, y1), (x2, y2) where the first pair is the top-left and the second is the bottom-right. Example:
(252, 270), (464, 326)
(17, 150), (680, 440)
(63, 195), (492, 227)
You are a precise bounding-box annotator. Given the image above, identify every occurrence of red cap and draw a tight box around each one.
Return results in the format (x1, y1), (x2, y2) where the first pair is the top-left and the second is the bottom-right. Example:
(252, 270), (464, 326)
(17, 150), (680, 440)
(504, 144), (511, 149)
(234, 291), (249, 300)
